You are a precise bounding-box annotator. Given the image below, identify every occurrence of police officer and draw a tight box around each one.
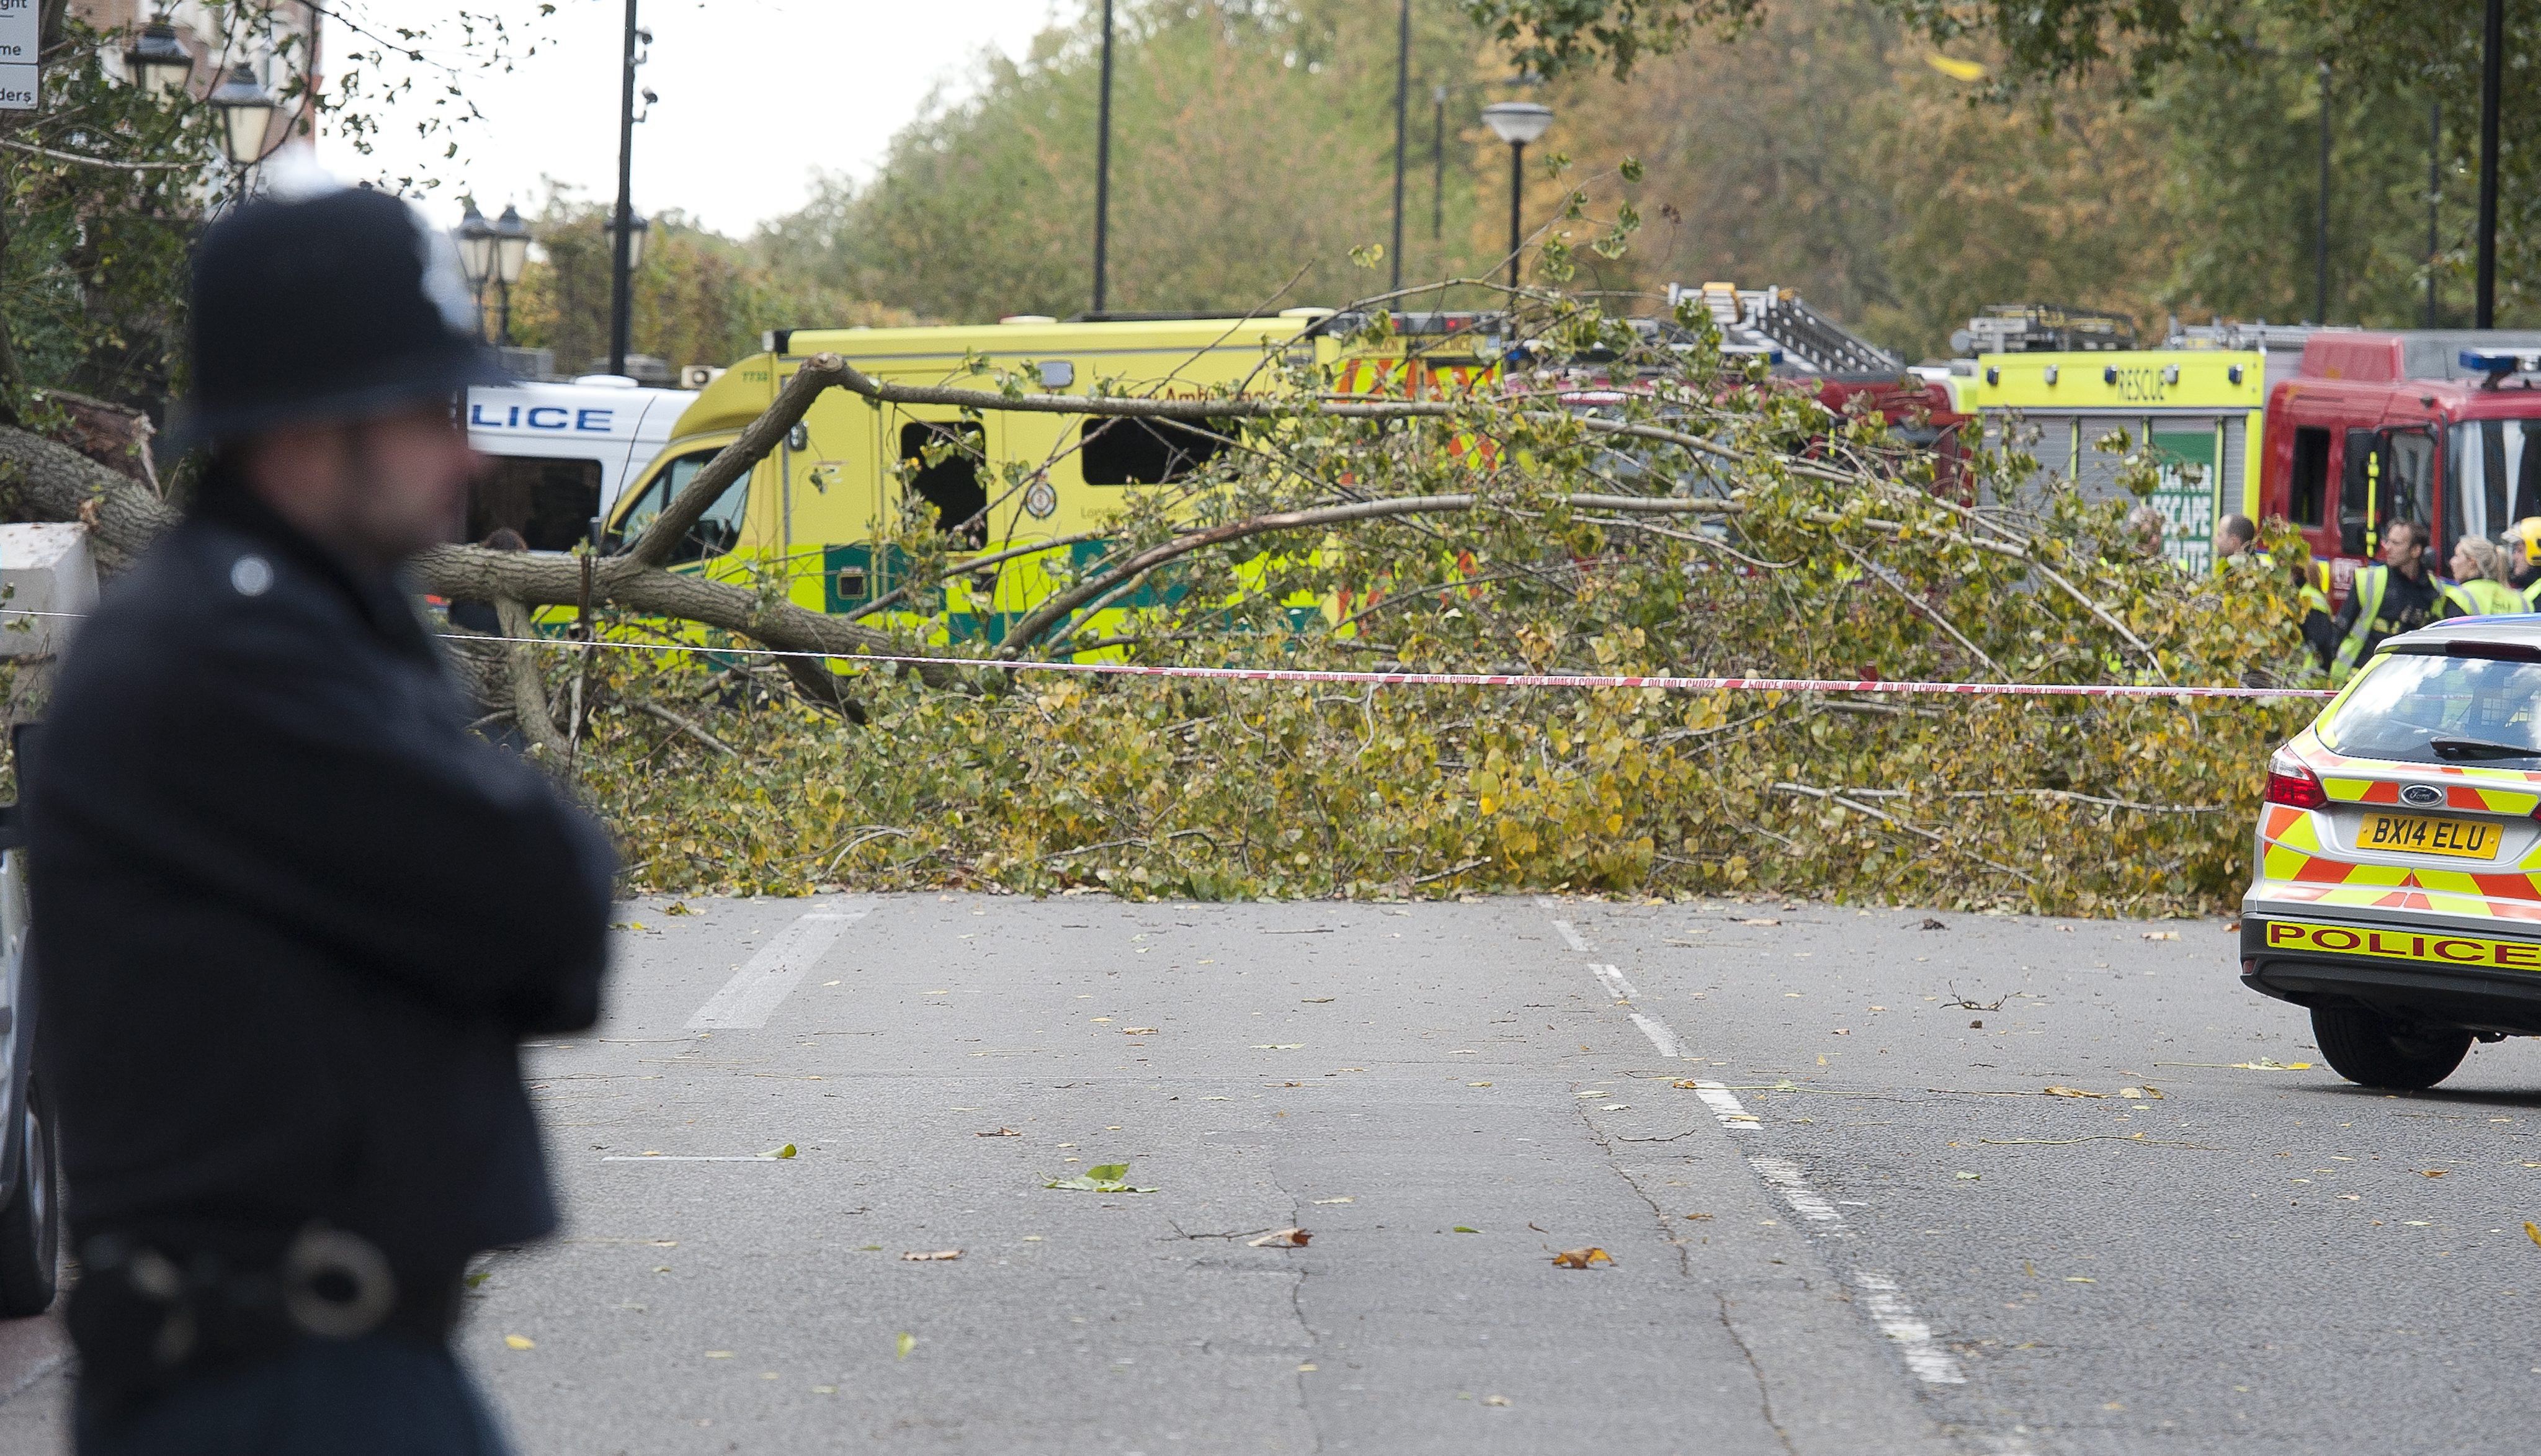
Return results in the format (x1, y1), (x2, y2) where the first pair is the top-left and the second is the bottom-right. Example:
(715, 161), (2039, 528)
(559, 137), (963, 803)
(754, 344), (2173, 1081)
(27, 184), (614, 1452)
(2329, 519), (2442, 682)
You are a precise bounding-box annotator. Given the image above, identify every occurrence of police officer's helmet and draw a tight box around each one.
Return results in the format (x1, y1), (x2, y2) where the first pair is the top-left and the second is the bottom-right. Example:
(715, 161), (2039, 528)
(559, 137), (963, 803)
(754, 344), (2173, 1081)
(167, 179), (508, 453)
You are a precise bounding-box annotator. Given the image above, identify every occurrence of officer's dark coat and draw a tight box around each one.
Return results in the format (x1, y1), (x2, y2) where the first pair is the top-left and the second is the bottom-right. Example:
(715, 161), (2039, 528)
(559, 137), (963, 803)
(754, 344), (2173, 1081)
(26, 478), (614, 1290)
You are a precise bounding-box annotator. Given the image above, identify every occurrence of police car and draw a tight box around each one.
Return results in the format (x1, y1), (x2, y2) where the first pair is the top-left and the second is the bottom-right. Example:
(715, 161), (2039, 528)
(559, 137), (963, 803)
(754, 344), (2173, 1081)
(0, 726), (57, 1318)
(2242, 616), (2541, 1088)
(465, 376), (692, 550)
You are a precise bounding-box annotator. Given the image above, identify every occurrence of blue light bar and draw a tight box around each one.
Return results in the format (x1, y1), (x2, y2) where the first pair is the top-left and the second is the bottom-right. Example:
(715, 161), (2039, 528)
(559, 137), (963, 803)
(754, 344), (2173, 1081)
(2462, 348), (2541, 375)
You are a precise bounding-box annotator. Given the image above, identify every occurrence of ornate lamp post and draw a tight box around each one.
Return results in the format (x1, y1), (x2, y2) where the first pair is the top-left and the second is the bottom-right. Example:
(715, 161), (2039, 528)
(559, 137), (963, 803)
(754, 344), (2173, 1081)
(208, 63), (277, 195)
(493, 204), (532, 347)
(1480, 100), (1553, 292)
(455, 202), (496, 342)
(123, 19), (195, 97)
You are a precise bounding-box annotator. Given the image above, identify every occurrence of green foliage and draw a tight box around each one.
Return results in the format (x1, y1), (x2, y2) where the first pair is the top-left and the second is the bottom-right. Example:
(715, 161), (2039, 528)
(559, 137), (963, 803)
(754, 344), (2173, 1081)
(562, 292), (2316, 918)
(504, 190), (910, 377)
(767, 0), (1494, 321)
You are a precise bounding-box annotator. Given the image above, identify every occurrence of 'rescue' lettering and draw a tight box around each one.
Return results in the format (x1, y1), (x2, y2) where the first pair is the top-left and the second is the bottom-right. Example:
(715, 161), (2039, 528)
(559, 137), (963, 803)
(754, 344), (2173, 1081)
(2265, 918), (2541, 972)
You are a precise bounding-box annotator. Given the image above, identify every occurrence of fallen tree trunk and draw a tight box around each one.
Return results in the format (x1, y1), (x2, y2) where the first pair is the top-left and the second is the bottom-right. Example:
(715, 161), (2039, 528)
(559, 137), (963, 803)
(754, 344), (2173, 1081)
(0, 422), (909, 702)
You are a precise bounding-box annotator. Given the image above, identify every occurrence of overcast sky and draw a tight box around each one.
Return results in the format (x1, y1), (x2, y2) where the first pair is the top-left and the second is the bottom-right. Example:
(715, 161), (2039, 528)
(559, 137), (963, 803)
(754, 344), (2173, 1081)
(318, 0), (1063, 234)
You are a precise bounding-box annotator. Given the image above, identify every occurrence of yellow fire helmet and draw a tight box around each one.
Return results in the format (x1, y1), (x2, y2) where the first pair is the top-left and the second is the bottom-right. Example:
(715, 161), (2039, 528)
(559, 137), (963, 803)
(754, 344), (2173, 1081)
(2516, 517), (2541, 567)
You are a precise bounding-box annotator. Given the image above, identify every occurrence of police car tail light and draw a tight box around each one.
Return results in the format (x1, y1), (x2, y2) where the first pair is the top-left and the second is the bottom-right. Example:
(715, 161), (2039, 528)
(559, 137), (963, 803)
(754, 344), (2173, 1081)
(2263, 750), (2329, 810)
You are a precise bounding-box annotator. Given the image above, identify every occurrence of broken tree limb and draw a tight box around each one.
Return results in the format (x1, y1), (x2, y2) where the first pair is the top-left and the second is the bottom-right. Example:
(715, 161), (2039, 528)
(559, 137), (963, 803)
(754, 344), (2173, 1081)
(0, 424), (178, 572)
(991, 491), (1745, 657)
(633, 699), (739, 756)
(625, 360), (842, 569)
(494, 598), (574, 767)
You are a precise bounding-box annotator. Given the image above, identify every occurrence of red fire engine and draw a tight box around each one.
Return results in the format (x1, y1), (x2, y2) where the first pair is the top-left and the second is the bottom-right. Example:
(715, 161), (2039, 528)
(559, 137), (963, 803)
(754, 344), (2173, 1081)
(2260, 331), (2541, 602)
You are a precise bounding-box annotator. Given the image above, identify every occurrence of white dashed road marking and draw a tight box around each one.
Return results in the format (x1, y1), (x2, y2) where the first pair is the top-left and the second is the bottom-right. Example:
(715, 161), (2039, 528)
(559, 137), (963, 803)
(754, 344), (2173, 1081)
(685, 906), (867, 1029)
(1592, 963), (1642, 1000)
(1749, 1155), (1852, 1236)
(1537, 898), (1985, 1403)
(1851, 1272), (1968, 1385)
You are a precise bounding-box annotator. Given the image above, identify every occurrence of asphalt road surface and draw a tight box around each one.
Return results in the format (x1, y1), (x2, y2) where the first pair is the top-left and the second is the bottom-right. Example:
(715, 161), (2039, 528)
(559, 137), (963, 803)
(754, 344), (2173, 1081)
(4, 892), (2537, 1454)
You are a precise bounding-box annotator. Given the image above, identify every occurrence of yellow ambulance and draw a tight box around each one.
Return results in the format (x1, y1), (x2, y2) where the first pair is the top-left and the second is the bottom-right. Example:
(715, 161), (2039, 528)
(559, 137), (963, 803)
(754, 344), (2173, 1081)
(597, 311), (1499, 648)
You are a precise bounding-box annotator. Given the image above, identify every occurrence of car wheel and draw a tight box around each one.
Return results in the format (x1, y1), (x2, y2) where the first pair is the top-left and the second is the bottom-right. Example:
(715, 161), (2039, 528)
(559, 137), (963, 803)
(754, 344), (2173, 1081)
(2311, 1006), (2473, 1091)
(0, 1075), (60, 1317)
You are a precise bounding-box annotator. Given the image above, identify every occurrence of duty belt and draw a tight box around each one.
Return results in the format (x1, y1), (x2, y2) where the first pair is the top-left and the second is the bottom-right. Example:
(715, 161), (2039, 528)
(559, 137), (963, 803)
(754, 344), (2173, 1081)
(69, 1223), (453, 1411)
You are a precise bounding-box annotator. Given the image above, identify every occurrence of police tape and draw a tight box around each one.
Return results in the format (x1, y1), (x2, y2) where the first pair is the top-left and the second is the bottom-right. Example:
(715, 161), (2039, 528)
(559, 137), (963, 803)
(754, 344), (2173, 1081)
(447, 630), (2340, 701)
(0, 605), (2336, 699)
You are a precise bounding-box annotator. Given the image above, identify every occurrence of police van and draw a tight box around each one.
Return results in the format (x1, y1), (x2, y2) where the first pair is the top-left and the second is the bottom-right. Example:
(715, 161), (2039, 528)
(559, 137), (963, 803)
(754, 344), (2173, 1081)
(465, 377), (694, 550)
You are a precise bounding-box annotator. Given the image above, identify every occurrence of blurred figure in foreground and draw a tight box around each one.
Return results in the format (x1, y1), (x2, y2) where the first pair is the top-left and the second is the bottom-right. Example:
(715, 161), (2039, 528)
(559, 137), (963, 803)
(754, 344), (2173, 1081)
(25, 184), (615, 1454)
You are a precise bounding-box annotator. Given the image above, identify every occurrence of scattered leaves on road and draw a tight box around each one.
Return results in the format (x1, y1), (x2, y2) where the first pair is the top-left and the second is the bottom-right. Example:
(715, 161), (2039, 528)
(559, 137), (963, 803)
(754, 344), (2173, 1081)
(2421, 1169), (2449, 1179)
(1550, 1247), (1614, 1268)
(976, 1127), (1021, 1137)
(2043, 1086), (2104, 1099)
(1047, 1163), (1157, 1193)
(2141, 931), (2179, 941)
(1483, 1395), (1512, 1407)
(1919, 918), (1947, 931)
(503, 1334), (535, 1351)
(767, 1144), (798, 1159)
(1251, 1043), (1305, 1050)
(896, 1333), (916, 1360)
(1248, 1228), (1311, 1248)
(1955, 1171), (1982, 1180)
(2525, 1222), (2541, 1249)
(1123, 1026), (1159, 1035)
(901, 1249), (962, 1261)
(2117, 1086), (2163, 1099)
(1452, 1225), (1480, 1233)
(1741, 918), (1782, 926)
(1312, 1196), (1354, 1205)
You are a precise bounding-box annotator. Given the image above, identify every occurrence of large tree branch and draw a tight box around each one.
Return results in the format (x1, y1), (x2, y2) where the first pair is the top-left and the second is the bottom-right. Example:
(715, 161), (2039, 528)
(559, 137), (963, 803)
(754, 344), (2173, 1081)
(994, 493), (1739, 656)
(0, 424), (179, 572)
(625, 361), (840, 568)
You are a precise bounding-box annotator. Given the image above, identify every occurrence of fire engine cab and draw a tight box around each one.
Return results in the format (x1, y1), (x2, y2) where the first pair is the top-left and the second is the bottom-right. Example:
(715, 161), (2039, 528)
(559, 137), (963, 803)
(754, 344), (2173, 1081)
(2259, 331), (2541, 603)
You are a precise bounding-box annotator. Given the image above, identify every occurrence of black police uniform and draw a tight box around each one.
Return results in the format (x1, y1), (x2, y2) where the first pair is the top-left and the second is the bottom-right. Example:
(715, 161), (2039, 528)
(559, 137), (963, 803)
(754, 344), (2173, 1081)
(25, 185), (614, 1454)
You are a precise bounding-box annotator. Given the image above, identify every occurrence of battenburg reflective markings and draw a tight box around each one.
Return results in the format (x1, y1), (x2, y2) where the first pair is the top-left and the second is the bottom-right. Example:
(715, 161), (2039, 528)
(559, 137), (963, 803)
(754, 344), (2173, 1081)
(2263, 919), (2541, 970)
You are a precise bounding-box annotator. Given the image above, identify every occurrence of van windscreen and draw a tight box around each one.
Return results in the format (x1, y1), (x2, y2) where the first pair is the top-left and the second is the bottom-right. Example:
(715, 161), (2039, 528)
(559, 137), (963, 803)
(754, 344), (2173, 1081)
(471, 457), (603, 552)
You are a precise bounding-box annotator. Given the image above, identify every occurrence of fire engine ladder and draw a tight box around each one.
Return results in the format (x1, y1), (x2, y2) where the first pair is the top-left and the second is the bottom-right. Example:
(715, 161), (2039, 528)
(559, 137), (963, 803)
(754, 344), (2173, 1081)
(1668, 282), (1905, 376)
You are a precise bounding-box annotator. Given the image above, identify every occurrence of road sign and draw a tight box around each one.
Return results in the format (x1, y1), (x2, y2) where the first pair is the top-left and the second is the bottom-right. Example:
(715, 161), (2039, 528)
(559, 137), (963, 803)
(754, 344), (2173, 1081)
(0, 0), (37, 110)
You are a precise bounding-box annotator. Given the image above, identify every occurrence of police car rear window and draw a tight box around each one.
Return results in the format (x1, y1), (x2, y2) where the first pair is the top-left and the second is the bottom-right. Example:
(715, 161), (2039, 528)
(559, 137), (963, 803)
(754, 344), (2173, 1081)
(2323, 652), (2541, 764)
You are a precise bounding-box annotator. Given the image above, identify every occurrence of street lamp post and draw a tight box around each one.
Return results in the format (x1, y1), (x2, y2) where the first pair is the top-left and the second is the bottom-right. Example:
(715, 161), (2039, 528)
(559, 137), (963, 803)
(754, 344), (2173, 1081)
(1092, 0), (1115, 315)
(208, 63), (277, 195)
(1388, 0), (1409, 293)
(609, 1), (650, 376)
(455, 202), (496, 342)
(1431, 83), (1446, 243)
(1480, 101), (1553, 292)
(123, 19), (194, 98)
(2476, 0), (2504, 328)
(493, 204), (532, 347)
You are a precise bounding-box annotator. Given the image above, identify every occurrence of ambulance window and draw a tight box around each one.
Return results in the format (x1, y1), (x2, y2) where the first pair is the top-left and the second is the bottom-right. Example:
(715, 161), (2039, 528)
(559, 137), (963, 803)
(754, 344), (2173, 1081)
(1079, 418), (1230, 486)
(897, 421), (988, 547)
(471, 457), (602, 552)
(2289, 426), (2329, 526)
(605, 449), (747, 563)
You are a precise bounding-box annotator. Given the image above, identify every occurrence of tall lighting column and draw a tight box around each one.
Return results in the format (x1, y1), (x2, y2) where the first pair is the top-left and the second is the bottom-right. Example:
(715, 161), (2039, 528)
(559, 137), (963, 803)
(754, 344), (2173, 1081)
(1092, 0), (1115, 315)
(609, 0), (644, 375)
(1389, 0), (1409, 293)
(1481, 101), (1553, 292)
(2476, 0), (2504, 327)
